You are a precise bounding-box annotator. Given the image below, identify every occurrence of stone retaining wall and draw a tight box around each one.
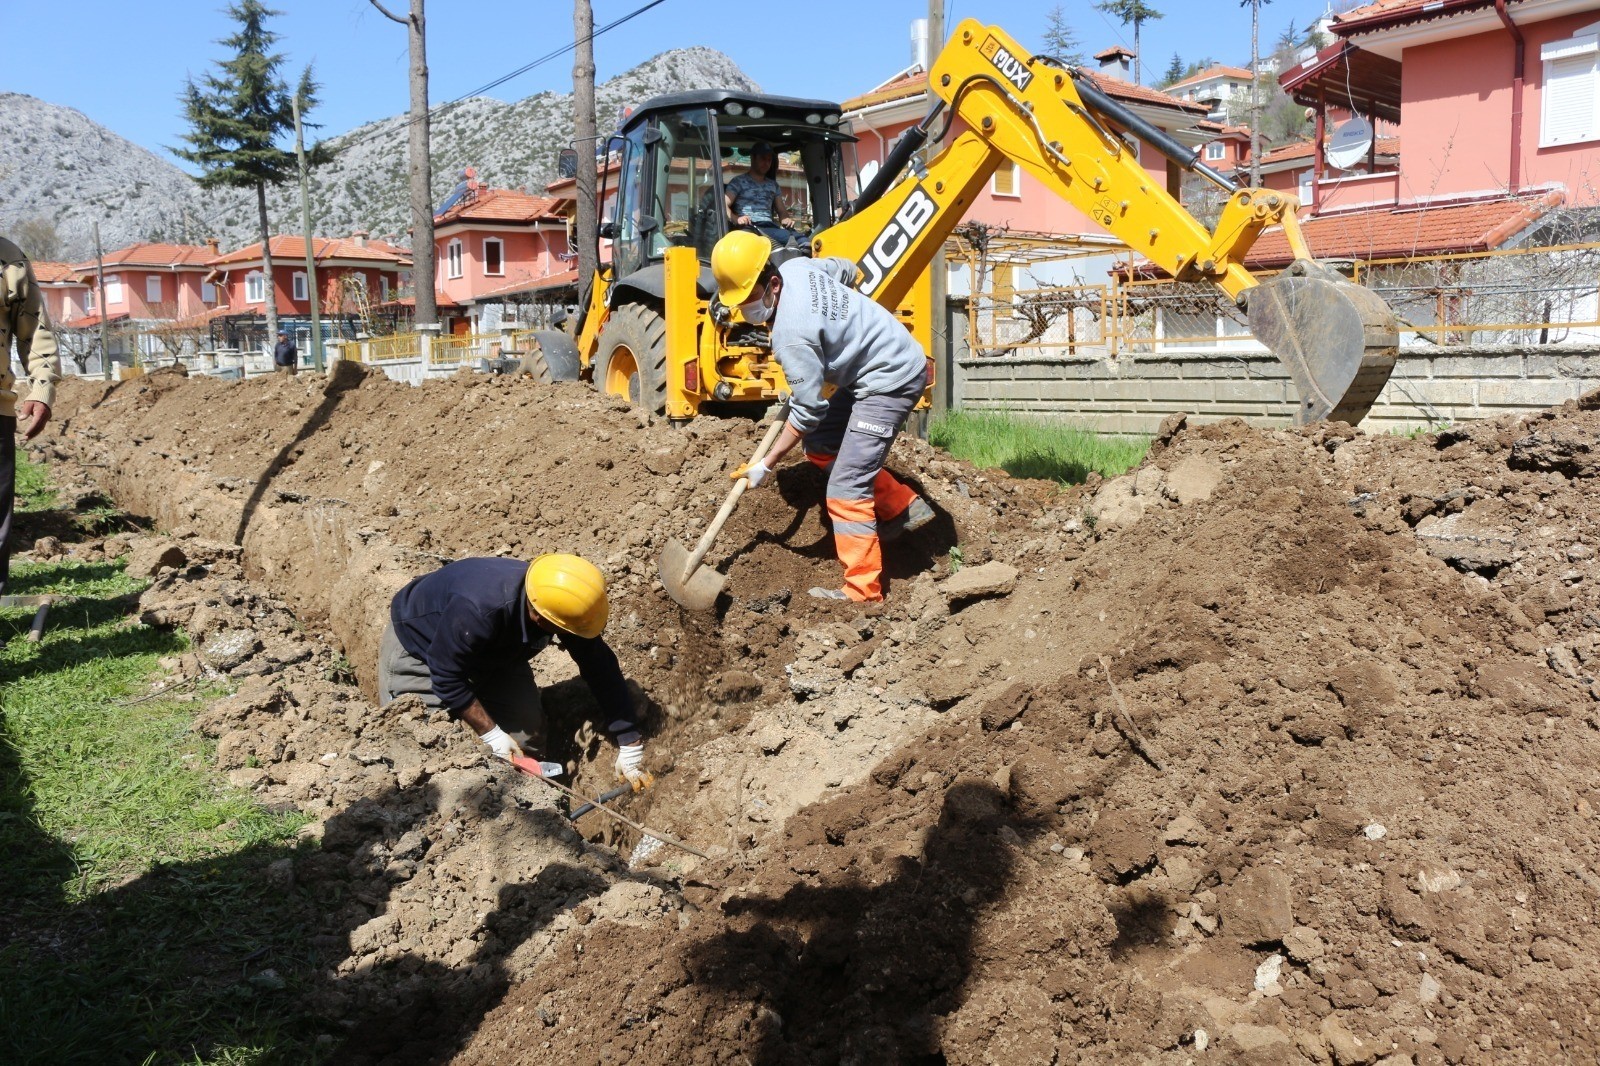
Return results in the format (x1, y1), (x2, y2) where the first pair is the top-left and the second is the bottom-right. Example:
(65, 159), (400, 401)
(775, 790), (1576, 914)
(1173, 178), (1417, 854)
(953, 345), (1600, 435)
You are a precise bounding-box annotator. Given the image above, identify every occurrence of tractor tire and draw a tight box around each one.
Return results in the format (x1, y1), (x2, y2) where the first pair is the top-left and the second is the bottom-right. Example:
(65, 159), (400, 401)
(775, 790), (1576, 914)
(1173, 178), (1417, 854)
(594, 303), (667, 415)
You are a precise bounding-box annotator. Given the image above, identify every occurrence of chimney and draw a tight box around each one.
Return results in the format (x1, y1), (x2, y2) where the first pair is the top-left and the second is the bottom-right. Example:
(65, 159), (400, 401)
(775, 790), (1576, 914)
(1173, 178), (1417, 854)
(910, 18), (930, 71)
(205, 237), (220, 255)
(1094, 46), (1134, 77)
(351, 230), (369, 248)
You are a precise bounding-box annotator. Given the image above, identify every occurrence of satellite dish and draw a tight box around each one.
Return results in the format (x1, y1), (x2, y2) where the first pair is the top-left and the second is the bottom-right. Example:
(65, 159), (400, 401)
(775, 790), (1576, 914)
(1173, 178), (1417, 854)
(1326, 116), (1373, 171)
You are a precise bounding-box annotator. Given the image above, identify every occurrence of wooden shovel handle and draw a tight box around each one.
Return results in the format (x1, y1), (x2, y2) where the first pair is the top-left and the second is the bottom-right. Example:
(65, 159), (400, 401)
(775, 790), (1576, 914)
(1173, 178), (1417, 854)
(680, 415), (787, 581)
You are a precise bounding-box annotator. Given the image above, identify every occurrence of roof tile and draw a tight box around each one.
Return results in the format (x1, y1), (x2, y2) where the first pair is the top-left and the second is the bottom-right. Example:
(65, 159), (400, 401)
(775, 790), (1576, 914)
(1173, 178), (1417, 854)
(208, 236), (411, 267)
(435, 187), (565, 225)
(1245, 190), (1564, 266)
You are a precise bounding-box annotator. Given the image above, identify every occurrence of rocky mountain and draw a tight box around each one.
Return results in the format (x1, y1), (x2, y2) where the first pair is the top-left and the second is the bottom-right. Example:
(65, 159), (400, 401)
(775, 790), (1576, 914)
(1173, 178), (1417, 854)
(0, 92), (204, 262)
(3, 47), (759, 261)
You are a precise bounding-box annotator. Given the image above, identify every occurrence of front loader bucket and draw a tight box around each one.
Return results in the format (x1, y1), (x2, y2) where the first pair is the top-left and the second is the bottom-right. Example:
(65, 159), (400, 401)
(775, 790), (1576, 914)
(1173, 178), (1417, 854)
(1246, 261), (1399, 425)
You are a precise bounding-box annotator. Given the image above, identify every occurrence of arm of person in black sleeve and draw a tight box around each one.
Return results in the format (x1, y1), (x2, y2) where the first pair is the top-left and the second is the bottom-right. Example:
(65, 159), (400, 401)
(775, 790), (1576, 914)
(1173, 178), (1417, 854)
(560, 632), (640, 744)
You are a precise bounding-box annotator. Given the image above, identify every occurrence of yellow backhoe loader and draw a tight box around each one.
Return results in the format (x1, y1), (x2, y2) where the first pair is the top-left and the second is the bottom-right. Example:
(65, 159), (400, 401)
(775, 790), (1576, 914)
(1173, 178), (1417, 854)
(527, 19), (1396, 426)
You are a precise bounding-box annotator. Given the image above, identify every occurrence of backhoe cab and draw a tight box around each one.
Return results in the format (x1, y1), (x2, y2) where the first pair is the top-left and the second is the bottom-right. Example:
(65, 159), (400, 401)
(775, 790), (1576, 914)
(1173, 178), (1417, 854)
(569, 90), (857, 419)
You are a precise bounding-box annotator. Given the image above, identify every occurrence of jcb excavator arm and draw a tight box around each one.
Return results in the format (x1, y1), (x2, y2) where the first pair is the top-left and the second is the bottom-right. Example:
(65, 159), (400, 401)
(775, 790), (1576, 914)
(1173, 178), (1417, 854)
(812, 19), (1397, 425)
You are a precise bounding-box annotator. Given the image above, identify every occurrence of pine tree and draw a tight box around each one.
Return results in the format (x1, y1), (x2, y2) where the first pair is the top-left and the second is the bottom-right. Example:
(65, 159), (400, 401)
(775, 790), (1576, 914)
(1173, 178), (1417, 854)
(1041, 4), (1086, 66)
(1162, 52), (1185, 87)
(1092, 0), (1164, 85)
(176, 0), (328, 348)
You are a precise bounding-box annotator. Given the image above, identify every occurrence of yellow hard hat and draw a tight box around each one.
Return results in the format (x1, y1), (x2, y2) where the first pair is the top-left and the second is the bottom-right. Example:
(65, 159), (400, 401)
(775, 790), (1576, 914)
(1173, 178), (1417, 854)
(711, 230), (772, 308)
(525, 553), (609, 639)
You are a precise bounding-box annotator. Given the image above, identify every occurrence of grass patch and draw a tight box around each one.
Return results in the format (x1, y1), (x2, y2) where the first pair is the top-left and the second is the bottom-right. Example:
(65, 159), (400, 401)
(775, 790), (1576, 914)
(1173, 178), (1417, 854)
(15, 451), (55, 512)
(929, 409), (1149, 485)
(0, 464), (320, 1064)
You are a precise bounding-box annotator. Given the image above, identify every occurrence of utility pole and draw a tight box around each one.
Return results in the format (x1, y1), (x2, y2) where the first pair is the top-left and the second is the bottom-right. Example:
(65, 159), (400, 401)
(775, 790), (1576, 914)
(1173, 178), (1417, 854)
(94, 222), (111, 381)
(292, 94), (324, 371)
(371, 0), (437, 328)
(926, 0), (949, 424)
(573, 0), (598, 306)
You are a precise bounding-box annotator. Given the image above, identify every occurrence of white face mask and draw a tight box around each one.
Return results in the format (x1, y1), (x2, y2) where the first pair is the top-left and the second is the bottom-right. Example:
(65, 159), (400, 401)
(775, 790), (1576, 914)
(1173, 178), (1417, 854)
(739, 283), (775, 325)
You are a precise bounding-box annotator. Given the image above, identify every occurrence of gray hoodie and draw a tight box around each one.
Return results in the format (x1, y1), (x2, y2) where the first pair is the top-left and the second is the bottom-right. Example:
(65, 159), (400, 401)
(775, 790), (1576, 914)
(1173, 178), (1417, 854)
(770, 257), (927, 434)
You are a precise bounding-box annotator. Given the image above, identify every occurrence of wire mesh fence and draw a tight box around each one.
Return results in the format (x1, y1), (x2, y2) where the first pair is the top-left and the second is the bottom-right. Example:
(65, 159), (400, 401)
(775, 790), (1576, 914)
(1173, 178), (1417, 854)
(961, 241), (1600, 359)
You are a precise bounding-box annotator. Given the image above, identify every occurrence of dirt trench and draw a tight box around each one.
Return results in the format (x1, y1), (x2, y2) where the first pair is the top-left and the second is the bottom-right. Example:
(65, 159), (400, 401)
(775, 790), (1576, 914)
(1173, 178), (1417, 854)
(37, 368), (1600, 1064)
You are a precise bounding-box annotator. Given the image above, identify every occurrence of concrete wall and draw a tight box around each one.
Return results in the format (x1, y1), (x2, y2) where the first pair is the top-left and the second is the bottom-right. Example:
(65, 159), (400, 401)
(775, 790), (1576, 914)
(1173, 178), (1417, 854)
(954, 344), (1600, 435)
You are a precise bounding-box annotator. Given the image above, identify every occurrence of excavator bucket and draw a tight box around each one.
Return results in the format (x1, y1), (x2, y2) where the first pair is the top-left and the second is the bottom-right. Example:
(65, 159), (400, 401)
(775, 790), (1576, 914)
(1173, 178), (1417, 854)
(1246, 260), (1399, 425)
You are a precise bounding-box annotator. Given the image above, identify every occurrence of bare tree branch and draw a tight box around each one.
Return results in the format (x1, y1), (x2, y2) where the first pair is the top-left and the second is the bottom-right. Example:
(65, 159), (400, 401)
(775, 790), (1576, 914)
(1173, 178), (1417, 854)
(368, 0), (408, 24)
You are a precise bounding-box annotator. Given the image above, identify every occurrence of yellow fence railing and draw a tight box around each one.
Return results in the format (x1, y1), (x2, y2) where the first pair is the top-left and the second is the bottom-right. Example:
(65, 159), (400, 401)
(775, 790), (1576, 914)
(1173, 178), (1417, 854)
(366, 333), (421, 362)
(430, 333), (502, 365)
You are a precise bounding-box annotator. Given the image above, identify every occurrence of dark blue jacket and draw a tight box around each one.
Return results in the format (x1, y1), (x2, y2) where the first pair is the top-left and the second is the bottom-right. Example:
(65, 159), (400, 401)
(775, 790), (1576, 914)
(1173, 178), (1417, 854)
(389, 558), (638, 742)
(273, 338), (297, 366)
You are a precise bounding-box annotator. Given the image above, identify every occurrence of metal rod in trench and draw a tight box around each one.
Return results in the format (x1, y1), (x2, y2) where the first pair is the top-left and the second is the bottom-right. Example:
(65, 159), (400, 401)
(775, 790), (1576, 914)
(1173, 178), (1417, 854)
(511, 757), (711, 860)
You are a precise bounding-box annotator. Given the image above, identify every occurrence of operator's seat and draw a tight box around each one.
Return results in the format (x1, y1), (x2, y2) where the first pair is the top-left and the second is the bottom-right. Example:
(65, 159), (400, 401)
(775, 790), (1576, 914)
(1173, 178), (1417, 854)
(691, 183), (730, 258)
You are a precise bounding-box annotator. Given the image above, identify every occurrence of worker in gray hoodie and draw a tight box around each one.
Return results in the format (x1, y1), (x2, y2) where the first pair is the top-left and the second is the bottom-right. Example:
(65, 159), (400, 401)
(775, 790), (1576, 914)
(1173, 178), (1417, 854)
(710, 230), (934, 603)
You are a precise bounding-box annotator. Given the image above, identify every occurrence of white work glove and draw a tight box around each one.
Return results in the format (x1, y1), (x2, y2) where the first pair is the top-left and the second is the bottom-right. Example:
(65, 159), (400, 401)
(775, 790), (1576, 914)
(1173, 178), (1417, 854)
(731, 459), (772, 489)
(615, 741), (654, 792)
(480, 725), (522, 762)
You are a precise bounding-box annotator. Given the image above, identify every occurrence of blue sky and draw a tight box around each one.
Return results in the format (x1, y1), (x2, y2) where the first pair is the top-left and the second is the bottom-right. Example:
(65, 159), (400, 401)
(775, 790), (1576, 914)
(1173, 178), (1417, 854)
(9, 0), (1339, 170)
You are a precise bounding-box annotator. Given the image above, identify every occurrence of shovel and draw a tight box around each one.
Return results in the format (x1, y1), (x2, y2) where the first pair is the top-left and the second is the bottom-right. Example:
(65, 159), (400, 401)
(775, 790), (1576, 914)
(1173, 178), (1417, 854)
(659, 414), (787, 611)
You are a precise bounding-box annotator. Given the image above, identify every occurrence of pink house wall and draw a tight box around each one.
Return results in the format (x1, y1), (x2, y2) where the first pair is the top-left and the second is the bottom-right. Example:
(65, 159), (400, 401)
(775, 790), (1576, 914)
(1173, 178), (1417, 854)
(850, 114), (1187, 236)
(1399, 10), (1600, 205)
(218, 264), (396, 316)
(435, 228), (568, 304)
(87, 269), (213, 319)
(41, 286), (88, 324)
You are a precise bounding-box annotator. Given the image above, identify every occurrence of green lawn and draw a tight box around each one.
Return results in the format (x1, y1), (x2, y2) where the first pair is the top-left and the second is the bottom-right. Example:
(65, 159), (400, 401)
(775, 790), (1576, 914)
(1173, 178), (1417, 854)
(929, 409), (1149, 484)
(1, 456), (320, 1065)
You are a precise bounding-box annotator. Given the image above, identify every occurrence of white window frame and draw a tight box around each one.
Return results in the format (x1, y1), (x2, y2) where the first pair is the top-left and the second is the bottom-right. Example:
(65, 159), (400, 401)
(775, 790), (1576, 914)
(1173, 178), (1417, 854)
(1205, 141), (1226, 162)
(85, 287), (96, 312)
(104, 273), (123, 305)
(380, 274), (391, 301)
(1298, 168), (1314, 205)
(1541, 30), (1600, 148)
(292, 271), (308, 301)
(145, 274), (163, 303)
(446, 239), (464, 279)
(482, 237), (504, 276)
(990, 161), (1022, 198)
(245, 271), (266, 304)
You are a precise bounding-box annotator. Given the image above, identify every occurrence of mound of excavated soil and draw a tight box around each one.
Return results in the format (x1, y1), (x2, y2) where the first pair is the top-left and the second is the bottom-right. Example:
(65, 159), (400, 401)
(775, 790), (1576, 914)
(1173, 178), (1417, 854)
(36, 370), (1600, 1064)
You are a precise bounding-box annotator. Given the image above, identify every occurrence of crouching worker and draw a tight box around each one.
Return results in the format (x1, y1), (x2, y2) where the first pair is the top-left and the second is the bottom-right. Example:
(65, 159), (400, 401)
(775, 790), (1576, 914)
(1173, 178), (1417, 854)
(378, 553), (651, 790)
(710, 230), (934, 603)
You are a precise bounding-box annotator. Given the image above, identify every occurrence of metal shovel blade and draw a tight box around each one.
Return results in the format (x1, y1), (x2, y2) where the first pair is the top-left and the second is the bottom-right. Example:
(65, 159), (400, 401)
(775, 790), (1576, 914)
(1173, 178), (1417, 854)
(1247, 266), (1398, 426)
(659, 536), (726, 611)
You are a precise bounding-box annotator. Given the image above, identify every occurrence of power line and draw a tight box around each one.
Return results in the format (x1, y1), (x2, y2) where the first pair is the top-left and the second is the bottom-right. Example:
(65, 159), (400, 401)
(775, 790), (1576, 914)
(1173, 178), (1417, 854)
(337, 0), (669, 151)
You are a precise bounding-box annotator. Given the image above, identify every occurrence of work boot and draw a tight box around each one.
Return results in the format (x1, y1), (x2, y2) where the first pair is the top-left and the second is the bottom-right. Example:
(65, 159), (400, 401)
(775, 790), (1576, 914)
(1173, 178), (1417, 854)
(808, 587), (849, 601)
(880, 496), (935, 544)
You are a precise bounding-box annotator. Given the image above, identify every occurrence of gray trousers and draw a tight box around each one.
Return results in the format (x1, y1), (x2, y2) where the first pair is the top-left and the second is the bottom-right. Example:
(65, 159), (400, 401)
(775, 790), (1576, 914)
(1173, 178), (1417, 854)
(803, 373), (925, 507)
(377, 622), (545, 750)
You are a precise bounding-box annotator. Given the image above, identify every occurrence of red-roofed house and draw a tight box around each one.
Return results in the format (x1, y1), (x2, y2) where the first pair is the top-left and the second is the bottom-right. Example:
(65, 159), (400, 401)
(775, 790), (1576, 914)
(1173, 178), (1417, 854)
(65, 242), (219, 328)
(208, 233), (411, 318)
(1196, 122), (1255, 171)
(1268, 0), (1600, 262)
(1167, 64), (1258, 122)
(30, 261), (91, 327)
(431, 169), (575, 333)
